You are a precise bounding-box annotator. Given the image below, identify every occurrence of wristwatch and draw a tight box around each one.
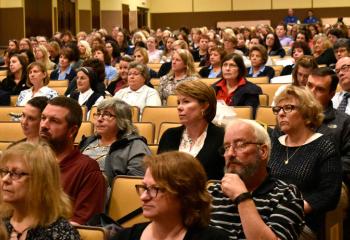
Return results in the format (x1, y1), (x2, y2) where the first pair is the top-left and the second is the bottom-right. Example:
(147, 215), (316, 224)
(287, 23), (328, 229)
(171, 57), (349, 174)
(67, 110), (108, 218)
(234, 192), (252, 205)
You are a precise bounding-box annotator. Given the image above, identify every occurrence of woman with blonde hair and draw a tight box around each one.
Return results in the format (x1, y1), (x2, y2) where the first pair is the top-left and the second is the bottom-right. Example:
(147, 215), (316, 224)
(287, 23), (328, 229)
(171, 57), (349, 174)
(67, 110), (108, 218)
(78, 40), (92, 61)
(0, 142), (80, 239)
(159, 48), (198, 104)
(34, 45), (56, 70)
(116, 151), (229, 239)
(312, 34), (337, 66)
(269, 85), (342, 239)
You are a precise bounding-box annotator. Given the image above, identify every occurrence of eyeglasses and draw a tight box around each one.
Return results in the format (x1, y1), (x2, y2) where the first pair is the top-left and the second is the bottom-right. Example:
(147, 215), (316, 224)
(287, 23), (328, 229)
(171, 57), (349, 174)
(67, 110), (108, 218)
(128, 72), (141, 76)
(222, 63), (238, 69)
(335, 64), (350, 75)
(135, 184), (164, 198)
(272, 104), (298, 115)
(0, 168), (29, 180)
(219, 141), (262, 155)
(92, 112), (116, 120)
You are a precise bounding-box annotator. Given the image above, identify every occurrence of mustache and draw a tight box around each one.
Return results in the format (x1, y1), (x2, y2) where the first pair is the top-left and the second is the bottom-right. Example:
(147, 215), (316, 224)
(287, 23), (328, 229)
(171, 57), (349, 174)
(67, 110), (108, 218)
(227, 157), (242, 165)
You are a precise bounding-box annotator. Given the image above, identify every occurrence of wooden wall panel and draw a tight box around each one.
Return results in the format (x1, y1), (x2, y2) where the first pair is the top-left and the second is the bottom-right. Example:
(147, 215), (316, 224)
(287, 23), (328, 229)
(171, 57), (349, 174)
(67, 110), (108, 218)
(0, 8), (24, 46)
(100, 10), (122, 33)
(129, 11), (138, 31)
(79, 10), (92, 32)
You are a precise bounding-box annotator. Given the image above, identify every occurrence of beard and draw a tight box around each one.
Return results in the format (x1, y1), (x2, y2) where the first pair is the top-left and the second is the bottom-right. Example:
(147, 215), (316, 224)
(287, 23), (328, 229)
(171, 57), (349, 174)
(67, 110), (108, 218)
(225, 154), (262, 182)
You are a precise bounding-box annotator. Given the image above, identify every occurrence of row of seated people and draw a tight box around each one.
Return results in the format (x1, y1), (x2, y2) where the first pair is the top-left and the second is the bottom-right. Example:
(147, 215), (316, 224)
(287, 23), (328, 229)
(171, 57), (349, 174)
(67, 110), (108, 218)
(0, 69), (349, 239)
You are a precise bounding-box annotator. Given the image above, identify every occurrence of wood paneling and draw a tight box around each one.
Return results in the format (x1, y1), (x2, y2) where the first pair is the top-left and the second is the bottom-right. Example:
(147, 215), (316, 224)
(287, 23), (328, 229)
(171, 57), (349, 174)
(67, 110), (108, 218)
(0, 8), (24, 46)
(100, 10), (122, 33)
(79, 10), (92, 32)
(25, 0), (52, 38)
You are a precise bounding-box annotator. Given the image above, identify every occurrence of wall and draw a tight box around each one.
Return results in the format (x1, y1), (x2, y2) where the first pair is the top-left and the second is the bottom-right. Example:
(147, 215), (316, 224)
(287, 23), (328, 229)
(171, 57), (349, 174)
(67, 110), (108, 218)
(0, 0), (24, 46)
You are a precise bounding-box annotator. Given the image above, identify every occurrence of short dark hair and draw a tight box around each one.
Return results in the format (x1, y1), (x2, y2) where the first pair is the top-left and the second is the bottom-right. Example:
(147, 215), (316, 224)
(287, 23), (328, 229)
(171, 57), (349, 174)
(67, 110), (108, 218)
(27, 96), (49, 112)
(291, 41), (312, 56)
(328, 28), (346, 39)
(311, 67), (339, 93)
(221, 53), (247, 79)
(81, 58), (106, 83)
(333, 38), (350, 51)
(249, 44), (268, 65)
(93, 45), (111, 65)
(59, 47), (75, 62)
(47, 96), (82, 130)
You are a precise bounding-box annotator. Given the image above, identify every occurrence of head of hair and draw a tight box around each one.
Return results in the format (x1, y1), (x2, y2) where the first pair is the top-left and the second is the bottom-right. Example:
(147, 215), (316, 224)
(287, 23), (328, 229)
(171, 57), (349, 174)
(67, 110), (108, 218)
(311, 67), (339, 93)
(333, 38), (350, 51)
(77, 66), (99, 91)
(313, 34), (333, 51)
(292, 56), (318, 85)
(78, 40), (92, 59)
(26, 61), (50, 86)
(93, 45), (111, 65)
(274, 85), (324, 129)
(291, 41), (312, 56)
(81, 58), (106, 83)
(27, 96), (49, 112)
(210, 47), (226, 63)
(172, 39), (189, 50)
(0, 142), (72, 226)
(143, 151), (211, 228)
(221, 53), (247, 79)
(18, 49), (35, 64)
(8, 54), (28, 78)
(265, 32), (282, 51)
(170, 49), (197, 77)
(96, 98), (137, 138)
(175, 80), (217, 122)
(328, 28), (346, 39)
(47, 96), (82, 131)
(128, 61), (149, 82)
(249, 44), (268, 65)
(65, 42), (80, 62)
(106, 40), (121, 60)
(119, 55), (134, 63)
(59, 47), (75, 62)
(223, 34), (238, 46)
(134, 47), (149, 64)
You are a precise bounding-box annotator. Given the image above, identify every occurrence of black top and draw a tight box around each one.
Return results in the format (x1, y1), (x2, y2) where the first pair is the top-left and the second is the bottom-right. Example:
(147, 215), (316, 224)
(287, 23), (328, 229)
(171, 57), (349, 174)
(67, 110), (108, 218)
(0, 75), (28, 95)
(50, 68), (77, 81)
(157, 62), (171, 78)
(158, 122), (225, 180)
(280, 64), (294, 76)
(268, 48), (286, 58)
(115, 222), (229, 240)
(246, 65), (275, 81)
(316, 48), (337, 66)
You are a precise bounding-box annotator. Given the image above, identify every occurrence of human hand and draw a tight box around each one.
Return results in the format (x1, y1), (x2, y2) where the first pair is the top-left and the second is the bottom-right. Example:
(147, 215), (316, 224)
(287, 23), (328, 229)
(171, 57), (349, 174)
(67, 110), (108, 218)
(221, 173), (248, 201)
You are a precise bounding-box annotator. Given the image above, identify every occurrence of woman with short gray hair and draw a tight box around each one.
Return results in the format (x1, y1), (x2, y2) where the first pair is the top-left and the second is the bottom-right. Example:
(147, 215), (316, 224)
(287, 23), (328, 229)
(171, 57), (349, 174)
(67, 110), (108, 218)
(79, 98), (150, 184)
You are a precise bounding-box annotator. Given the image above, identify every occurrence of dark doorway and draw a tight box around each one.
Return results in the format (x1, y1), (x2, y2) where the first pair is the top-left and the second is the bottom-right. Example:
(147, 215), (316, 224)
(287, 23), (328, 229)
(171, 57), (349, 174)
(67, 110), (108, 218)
(137, 7), (148, 28)
(91, 0), (100, 31)
(122, 4), (130, 31)
(25, 0), (52, 38)
(57, 0), (76, 35)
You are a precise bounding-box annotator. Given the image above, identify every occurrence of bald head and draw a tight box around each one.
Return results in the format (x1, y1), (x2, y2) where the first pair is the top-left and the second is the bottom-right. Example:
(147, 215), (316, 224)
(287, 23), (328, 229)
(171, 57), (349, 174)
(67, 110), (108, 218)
(335, 57), (350, 91)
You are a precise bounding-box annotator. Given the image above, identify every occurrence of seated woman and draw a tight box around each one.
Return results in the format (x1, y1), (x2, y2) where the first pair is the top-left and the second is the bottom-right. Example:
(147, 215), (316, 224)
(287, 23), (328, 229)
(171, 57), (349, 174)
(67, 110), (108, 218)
(269, 85), (342, 239)
(68, 67), (104, 111)
(212, 53), (262, 117)
(79, 98), (150, 182)
(158, 80), (225, 180)
(78, 40), (92, 62)
(280, 41), (312, 76)
(114, 62), (161, 113)
(133, 47), (158, 80)
(0, 142), (80, 239)
(34, 45), (56, 70)
(264, 33), (286, 58)
(313, 34), (337, 66)
(246, 44), (275, 81)
(50, 47), (77, 81)
(0, 54), (29, 96)
(146, 36), (163, 63)
(159, 49), (199, 104)
(199, 46), (226, 78)
(105, 40), (121, 67)
(93, 44), (118, 83)
(115, 151), (229, 240)
(16, 62), (58, 106)
(107, 55), (133, 95)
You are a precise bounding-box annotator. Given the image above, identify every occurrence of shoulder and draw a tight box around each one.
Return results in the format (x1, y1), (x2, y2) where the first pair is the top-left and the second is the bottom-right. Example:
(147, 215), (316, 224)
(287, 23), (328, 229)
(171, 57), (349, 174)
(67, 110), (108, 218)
(240, 80), (262, 93)
(69, 150), (101, 172)
(46, 217), (80, 239)
(187, 226), (230, 240)
(207, 123), (225, 135)
(117, 222), (149, 239)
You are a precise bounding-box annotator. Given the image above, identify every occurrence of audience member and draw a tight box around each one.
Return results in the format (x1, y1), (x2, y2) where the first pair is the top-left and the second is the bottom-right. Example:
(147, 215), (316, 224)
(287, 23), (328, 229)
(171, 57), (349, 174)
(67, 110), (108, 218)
(199, 46), (225, 78)
(93, 44), (118, 82)
(209, 119), (304, 239)
(275, 23), (293, 47)
(133, 47), (158, 81)
(284, 8), (299, 24)
(333, 57), (350, 114)
(107, 55), (133, 95)
(281, 41), (312, 76)
(34, 44), (56, 70)
(246, 44), (275, 80)
(78, 40), (92, 61)
(264, 33), (286, 58)
(304, 9), (319, 24)
(313, 34), (337, 66)
(50, 47), (77, 81)
(333, 38), (350, 61)
(39, 96), (106, 225)
(146, 36), (163, 63)
(158, 80), (225, 180)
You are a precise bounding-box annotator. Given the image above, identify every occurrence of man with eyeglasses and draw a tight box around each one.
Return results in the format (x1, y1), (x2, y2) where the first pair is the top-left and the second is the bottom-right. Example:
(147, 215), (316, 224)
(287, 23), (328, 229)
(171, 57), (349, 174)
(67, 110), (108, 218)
(209, 119), (304, 239)
(333, 57), (350, 115)
(39, 96), (106, 225)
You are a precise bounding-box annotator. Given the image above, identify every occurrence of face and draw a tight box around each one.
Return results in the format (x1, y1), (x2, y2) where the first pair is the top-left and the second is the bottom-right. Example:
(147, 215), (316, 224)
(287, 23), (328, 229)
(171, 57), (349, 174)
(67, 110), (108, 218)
(250, 50), (263, 67)
(249, 38), (260, 49)
(335, 57), (350, 91)
(118, 60), (130, 80)
(133, 51), (145, 64)
(276, 97), (306, 133)
(140, 168), (181, 220)
(76, 71), (91, 93)
(307, 75), (333, 108)
(59, 55), (70, 68)
(1, 158), (30, 204)
(224, 39), (234, 51)
(34, 48), (44, 60)
(334, 47), (350, 60)
(223, 123), (265, 182)
(78, 43), (86, 55)
(296, 33), (306, 42)
(177, 94), (207, 125)
(105, 43), (113, 56)
(171, 52), (186, 73)
(328, 34), (337, 44)
(276, 25), (286, 38)
(166, 38), (175, 51)
(116, 32), (124, 43)
(8, 41), (17, 50)
(296, 66), (312, 86)
(209, 50), (221, 66)
(37, 37), (47, 45)
(313, 38), (324, 54)
(237, 34), (245, 47)
(265, 34), (275, 47)
(29, 65), (46, 87)
(292, 48), (304, 61)
(93, 50), (105, 62)
(40, 104), (74, 150)
(93, 108), (118, 136)
(128, 68), (145, 91)
(208, 41), (217, 53)
(222, 59), (239, 81)
(19, 40), (29, 50)
(147, 37), (156, 50)
(199, 38), (209, 51)
(9, 56), (22, 74)
(21, 104), (41, 139)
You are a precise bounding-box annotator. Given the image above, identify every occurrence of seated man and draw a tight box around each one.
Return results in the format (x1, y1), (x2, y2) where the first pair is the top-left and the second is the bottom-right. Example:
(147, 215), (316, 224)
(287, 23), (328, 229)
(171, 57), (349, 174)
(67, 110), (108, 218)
(40, 96), (106, 225)
(209, 119), (304, 239)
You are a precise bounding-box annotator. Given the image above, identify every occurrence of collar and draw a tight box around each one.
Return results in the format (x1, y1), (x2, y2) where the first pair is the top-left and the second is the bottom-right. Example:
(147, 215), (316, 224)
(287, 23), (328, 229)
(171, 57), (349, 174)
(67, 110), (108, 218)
(215, 77), (246, 89)
(248, 65), (266, 76)
(278, 133), (323, 146)
(59, 148), (81, 167)
(58, 65), (72, 74)
(127, 85), (147, 93)
(80, 88), (93, 96)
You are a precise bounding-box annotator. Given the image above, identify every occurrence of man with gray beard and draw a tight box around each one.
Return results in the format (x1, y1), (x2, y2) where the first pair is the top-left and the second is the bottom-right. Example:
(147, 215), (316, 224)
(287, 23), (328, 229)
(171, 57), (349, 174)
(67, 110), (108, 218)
(209, 119), (305, 240)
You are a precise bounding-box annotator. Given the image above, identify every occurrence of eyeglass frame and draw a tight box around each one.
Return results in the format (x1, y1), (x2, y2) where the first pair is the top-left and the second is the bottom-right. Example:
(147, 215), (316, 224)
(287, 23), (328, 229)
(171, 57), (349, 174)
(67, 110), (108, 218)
(92, 111), (116, 120)
(135, 184), (164, 198)
(335, 64), (350, 75)
(0, 168), (30, 181)
(272, 104), (298, 115)
(219, 140), (262, 155)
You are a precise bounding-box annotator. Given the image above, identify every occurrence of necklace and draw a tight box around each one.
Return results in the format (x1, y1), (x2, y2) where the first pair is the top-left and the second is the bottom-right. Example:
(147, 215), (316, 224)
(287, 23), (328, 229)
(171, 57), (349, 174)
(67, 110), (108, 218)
(284, 146), (302, 164)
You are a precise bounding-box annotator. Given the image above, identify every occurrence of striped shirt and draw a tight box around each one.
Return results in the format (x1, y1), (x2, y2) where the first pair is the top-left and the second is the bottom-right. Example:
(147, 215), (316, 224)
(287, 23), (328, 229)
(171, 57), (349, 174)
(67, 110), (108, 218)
(209, 177), (305, 240)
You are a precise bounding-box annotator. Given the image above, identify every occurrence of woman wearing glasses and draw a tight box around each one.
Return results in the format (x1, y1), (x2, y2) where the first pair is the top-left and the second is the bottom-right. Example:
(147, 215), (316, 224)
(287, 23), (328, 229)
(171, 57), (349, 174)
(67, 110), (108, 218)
(0, 142), (80, 239)
(115, 151), (229, 240)
(79, 98), (150, 183)
(269, 85), (342, 239)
